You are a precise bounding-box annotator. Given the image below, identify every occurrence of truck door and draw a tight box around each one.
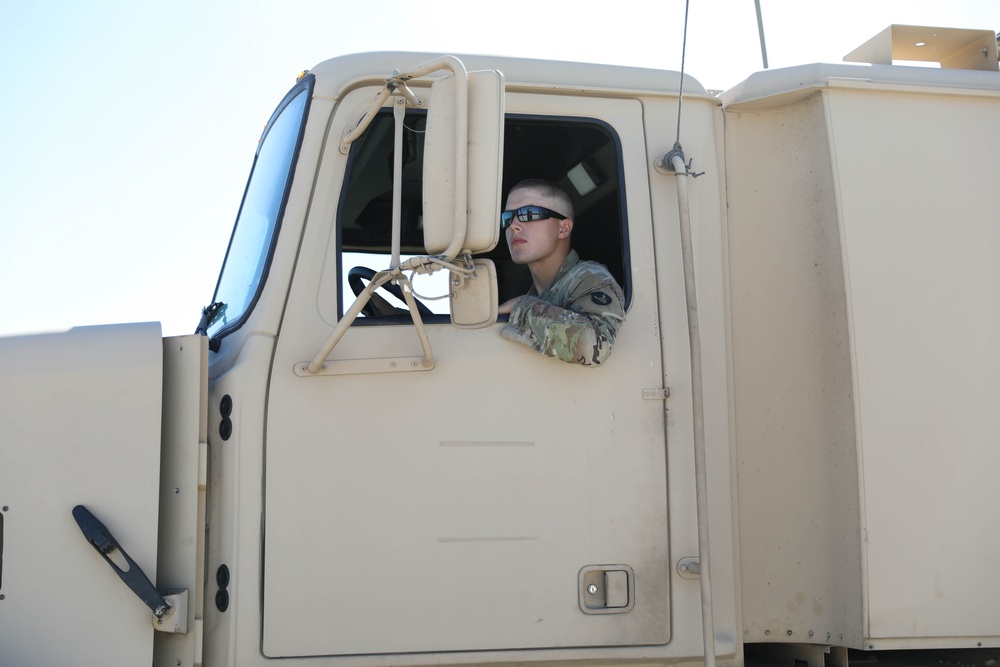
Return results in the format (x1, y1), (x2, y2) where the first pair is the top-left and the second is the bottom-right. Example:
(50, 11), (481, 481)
(262, 84), (669, 660)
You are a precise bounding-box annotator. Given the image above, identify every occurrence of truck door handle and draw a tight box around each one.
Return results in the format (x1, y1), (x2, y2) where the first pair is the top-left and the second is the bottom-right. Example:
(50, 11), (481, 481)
(579, 564), (635, 614)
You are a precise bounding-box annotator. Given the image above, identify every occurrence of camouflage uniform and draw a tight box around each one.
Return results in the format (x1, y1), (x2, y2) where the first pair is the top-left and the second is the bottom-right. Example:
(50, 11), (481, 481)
(501, 250), (626, 366)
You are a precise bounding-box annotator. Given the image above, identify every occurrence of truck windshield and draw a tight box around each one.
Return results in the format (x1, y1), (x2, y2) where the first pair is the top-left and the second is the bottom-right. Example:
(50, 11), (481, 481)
(206, 76), (313, 341)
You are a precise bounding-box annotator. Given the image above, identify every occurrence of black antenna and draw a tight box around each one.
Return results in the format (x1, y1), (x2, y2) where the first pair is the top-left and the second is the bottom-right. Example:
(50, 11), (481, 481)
(755, 0), (769, 69)
(674, 0), (691, 150)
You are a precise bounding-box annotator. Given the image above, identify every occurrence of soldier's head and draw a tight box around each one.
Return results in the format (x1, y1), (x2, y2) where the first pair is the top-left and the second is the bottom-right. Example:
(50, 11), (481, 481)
(502, 179), (574, 268)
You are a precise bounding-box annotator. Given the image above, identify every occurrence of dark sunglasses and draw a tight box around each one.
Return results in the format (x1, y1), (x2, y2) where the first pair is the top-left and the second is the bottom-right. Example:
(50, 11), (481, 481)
(500, 205), (568, 230)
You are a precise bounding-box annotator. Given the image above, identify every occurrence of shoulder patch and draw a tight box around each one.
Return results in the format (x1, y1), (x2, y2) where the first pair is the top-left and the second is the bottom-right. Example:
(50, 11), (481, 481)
(591, 291), (612, 306)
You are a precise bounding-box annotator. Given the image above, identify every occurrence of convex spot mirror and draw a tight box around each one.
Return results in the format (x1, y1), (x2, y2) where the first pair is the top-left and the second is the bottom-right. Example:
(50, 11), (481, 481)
(450, 259), (497, 329)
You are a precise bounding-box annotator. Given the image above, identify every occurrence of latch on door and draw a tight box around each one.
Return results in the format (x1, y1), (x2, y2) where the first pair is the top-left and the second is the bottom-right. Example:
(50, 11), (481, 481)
(579, 564), (635, 614)
(72, 505), (188, 633)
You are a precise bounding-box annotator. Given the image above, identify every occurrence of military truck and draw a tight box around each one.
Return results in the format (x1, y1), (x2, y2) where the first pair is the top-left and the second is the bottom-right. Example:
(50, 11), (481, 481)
(2, 23), (999, 667)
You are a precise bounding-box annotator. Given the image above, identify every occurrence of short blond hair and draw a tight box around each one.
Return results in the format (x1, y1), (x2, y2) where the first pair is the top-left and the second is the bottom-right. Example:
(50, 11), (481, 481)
(507, 179), (574, 219)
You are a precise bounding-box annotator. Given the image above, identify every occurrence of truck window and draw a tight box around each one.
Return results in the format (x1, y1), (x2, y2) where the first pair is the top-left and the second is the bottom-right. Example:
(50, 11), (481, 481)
(207, 75), (314, 340)
(338, 110), (449, 320)
(338, 112), (629, 321)
(498, 116), (629, 308)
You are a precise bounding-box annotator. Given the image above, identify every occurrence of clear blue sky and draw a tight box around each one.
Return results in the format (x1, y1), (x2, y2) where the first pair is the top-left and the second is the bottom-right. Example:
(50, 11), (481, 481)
(2, 0), (996, 337)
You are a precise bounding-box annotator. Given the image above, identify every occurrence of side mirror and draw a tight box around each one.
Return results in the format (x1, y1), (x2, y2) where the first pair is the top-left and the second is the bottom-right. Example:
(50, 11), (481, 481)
(423, 67), (504, 258)
(464, 69), (504, 255)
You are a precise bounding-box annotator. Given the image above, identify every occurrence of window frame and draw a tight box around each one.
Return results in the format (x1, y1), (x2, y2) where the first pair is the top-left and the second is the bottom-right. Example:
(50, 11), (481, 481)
(206, 74), (315, 347)
(334, 109), (632, 326)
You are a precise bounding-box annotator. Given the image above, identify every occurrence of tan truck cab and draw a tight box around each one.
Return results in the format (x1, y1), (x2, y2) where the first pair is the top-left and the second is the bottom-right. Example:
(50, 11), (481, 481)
(2, 24), (999, 667)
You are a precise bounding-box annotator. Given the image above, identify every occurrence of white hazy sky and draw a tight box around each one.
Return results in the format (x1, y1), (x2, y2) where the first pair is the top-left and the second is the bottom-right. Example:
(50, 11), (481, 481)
(1, 0), (997, 337)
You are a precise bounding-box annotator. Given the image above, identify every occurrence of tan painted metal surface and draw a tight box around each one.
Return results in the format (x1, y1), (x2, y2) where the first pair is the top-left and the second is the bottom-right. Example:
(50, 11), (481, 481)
(263, 91), (672, 658)
(5, 25), (1000, 667)
(0, 323), (164, 666)
(154, 335), (209, 666)
(726, 62), (1000, 650)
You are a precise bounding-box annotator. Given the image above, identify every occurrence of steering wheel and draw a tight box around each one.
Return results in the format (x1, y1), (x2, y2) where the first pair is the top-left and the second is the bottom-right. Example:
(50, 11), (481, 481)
(347, 266), (435, 318)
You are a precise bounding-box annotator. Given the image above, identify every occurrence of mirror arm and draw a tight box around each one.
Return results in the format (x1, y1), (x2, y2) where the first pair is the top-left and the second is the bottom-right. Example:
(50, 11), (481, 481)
(307, 270), (435, 374)
(340, 73), (424, 154)
(341, 55), (466, 155)
(340, 84), (395, 154)
(313, 55), (479, 373)
(397, 274), (434, 368)
(400, 253), (473, 277)
(391, 94), (405, 269)
(307, 271), (392, 373)
(343, 56), (472, 257)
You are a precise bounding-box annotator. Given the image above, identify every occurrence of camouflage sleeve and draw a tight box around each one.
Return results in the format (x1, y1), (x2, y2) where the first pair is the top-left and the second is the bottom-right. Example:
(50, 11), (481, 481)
(501, 275), (626, 366)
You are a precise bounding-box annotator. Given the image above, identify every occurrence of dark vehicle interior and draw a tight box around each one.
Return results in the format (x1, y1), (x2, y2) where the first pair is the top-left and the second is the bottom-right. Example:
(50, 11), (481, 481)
(339, 110), (629, 321)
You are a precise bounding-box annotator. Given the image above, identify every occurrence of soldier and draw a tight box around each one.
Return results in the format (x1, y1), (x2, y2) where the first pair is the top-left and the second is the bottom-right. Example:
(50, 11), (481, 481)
(498, 179), (626, 366)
